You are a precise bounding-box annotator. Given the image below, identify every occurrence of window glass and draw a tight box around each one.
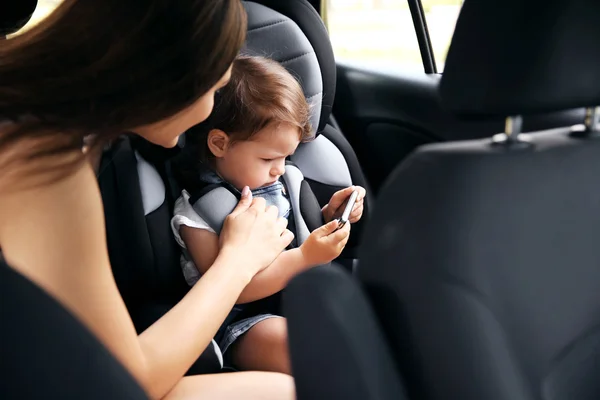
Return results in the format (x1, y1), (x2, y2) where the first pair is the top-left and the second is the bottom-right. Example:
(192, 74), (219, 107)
(422, 0), (463, 70)
(323, 0), (463, 72)
(7, 0), (64, 38)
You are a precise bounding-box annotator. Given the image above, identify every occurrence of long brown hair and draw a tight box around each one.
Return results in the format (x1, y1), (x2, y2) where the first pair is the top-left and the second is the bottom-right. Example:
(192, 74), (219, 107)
(0, 0), (246, 185)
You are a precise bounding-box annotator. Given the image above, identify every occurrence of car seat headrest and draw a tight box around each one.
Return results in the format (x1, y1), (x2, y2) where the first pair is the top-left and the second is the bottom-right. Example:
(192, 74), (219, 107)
(0, 0), (38, 37)
(440, 0), (600, 119)
(243, 0), (335, 135)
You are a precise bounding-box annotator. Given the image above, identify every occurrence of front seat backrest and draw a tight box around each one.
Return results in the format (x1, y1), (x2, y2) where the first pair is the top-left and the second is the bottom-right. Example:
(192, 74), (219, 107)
(284, 264), (408, 400)
(358, 0), (600, 399)
(1, 261), (148, 399)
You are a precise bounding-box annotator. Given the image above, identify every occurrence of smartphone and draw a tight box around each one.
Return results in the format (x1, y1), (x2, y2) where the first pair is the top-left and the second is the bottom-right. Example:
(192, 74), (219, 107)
(335, 190), (359, 231)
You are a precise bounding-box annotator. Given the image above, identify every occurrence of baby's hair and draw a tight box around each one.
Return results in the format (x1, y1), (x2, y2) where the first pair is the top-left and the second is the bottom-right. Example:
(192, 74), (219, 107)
(197, 55), (313, 162)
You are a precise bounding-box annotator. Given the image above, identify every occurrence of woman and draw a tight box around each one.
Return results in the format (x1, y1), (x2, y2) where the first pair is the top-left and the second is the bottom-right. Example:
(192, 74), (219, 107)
(0, 1), (296, 399)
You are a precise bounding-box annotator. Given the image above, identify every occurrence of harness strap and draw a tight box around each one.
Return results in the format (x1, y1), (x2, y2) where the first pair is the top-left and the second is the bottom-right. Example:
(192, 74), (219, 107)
(190, 185), (239, 235)
(281, 164), (311, 245)
(187, 164), (313, 244)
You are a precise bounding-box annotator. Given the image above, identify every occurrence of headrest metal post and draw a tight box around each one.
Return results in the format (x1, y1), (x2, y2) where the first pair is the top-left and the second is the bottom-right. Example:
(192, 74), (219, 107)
(505, 115), (523, 138)
(492, 115), (531, 148)
(570, 106), (600, 138)
(584, 106), (599, 133)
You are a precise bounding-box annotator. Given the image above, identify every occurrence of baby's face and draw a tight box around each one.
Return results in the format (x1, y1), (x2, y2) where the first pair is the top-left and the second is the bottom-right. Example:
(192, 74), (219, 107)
(215, 122), (301, 191)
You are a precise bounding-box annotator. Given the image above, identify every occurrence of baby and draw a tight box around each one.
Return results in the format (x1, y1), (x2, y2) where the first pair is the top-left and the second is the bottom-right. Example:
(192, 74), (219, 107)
(171, 55), (366, 374)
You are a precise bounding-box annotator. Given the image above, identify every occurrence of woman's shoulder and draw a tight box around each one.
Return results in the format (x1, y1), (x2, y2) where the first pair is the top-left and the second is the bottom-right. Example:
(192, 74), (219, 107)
(0, 153), (101, 230)
(0, 122), (91, 190)
(0, 156), (107, 294)
(0, 122), (98, 238)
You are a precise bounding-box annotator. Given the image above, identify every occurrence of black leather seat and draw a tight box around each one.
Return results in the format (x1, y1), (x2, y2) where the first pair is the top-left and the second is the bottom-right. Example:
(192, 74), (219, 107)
(358, 1), (600, 399)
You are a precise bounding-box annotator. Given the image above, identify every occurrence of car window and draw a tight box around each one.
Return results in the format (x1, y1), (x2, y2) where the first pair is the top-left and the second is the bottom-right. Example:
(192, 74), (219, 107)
(7, 0), (64, 38)
(322, 0), (463, 73)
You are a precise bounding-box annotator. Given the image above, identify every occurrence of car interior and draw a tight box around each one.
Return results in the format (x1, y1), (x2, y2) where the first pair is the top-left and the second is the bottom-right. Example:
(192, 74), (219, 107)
(2, 0), (600, 399)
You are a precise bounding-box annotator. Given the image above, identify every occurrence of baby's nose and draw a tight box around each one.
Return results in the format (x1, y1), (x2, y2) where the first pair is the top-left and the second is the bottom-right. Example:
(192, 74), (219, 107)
(272, 163), (285, 176)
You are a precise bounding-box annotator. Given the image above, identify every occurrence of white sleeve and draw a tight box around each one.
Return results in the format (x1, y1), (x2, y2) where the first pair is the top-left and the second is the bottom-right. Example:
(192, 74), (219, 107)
(171, 190), (216, 249)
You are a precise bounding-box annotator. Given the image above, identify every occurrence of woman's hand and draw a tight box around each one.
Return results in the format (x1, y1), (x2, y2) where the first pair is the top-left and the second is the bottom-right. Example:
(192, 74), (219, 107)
(322, 186), (366, 223)
(218, 186), (294, 278)
(299, 220), (351, 266)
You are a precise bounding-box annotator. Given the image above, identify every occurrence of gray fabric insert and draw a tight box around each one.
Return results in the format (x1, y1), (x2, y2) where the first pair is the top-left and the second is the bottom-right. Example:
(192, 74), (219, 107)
(135, 151), (165, 216)
(243, 1), (323, 135)
(290, 135), (353, 187)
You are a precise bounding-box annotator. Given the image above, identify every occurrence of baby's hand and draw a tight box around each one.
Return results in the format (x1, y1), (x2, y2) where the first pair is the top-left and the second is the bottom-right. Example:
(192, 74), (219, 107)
(323, 186), (366, 224)
(300, 220), (351, 266)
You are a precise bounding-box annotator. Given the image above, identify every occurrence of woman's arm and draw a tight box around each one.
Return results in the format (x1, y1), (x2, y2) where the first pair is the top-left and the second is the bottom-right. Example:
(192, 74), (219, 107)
(138, 251), (250, 392)
(0, 162), (289, 400)
(182, 226), (308, 304)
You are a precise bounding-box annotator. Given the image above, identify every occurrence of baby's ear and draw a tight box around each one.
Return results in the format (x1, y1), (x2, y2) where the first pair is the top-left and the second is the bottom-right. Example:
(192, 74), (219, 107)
(207, 129), (229, 157)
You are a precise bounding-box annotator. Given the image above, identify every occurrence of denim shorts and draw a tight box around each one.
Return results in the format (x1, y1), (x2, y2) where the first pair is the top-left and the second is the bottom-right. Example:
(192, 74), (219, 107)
(218, 313), (283, 356)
